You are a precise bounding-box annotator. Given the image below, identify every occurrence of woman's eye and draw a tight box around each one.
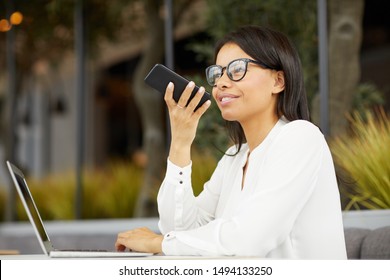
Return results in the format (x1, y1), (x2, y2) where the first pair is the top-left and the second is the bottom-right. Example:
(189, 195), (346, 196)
(232, 65), (245, 73)
(230, 62), (246, 74)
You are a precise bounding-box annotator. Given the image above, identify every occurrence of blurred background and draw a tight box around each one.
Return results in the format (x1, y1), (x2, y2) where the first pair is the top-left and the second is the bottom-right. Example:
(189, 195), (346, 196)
(0, 0), (389, 222)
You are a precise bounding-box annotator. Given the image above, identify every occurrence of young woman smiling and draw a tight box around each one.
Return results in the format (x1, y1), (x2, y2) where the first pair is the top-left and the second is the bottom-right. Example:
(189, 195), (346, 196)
(115, 25), (347, 259)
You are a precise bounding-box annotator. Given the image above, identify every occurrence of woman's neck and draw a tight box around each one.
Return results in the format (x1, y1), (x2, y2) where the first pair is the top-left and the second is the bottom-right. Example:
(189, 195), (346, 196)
(241, 114), (279, 152)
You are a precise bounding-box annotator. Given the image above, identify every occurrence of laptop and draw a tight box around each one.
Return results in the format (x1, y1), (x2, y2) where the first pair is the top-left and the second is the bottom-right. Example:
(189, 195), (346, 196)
(6, 161), (153, 258)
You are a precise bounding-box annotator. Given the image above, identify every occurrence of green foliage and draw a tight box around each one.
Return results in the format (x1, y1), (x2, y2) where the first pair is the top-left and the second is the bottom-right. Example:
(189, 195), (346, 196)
(82, 161), (143, 218)
(353, 83), (385, 117)
(330, 108), (390, 210)
(6, 155), (216, 220)
(191, 151), (218, 196)
(15, 161), (144, 220)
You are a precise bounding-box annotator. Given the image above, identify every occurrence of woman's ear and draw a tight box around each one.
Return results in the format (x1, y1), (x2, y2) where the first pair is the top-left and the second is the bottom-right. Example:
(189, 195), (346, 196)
(272, 71), (285, 94)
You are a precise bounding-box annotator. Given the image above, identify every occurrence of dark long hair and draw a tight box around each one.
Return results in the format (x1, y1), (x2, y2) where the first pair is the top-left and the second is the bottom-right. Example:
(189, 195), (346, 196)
(214, 25), (310, 151)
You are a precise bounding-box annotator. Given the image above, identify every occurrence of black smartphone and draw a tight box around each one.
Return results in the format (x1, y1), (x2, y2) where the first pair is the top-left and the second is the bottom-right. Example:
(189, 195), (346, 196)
(144, 64), (211, 111)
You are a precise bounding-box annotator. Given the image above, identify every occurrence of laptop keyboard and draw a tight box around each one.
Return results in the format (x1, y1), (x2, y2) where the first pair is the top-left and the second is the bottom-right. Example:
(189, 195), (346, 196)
(56, 249), (108, 252)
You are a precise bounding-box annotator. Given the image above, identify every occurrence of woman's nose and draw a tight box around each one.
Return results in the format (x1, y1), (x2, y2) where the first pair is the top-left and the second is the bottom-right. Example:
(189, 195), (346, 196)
(215, 72), (231, 90)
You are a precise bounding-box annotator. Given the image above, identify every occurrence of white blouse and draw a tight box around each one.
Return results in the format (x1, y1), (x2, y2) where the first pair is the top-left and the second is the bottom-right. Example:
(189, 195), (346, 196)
(157, 117), (347, 259)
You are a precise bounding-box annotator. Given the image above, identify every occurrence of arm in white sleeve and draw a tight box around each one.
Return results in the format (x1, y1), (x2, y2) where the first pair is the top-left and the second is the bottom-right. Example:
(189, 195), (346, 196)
(157, 154), (228, 234)
(162, 121), (328, 256)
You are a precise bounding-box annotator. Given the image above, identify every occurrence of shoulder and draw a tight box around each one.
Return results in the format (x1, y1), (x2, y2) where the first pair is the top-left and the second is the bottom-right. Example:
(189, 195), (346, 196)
(282, 119), (322, 133)
(280, 119), (324, 142)
(271, 119), (327, 154)
(260, 119), (330, 171)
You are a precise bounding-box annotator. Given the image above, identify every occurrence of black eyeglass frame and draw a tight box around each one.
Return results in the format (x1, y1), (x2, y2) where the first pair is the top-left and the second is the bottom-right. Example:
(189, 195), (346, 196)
(205, 58), (274, 87)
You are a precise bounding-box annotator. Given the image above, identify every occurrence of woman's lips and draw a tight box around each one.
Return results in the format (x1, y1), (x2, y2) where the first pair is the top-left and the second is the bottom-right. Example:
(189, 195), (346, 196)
(217, 94), (238, 105)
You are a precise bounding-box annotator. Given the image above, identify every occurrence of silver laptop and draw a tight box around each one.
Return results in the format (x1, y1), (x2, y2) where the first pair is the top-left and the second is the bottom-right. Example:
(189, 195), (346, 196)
(6, 161), (152, 258)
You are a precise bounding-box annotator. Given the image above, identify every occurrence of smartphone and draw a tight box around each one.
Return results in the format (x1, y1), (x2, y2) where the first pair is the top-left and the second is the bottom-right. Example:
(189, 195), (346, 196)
(144, 64), (211, 111)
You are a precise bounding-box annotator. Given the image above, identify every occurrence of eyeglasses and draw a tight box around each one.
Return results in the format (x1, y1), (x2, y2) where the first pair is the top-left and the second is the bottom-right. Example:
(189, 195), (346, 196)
(205, 58), (273, 87)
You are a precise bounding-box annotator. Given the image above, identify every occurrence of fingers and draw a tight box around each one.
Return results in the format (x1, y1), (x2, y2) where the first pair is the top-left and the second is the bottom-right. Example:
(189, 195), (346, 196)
(164, 82), (176, 109)
(177, 81), (195, 108)
(164, 81), (209, 113)
(164, 81), (195, 109)
(185, 86), (208, 112)
(193, 99), (211, 117)
(115, 231), (129, 251)
(115, 228), (162, 253)
(115, 243), (126, 252)
(115, 230), (134, 251)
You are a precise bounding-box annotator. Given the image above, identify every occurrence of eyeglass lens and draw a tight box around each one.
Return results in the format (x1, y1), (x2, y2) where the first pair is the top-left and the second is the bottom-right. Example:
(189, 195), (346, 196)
(206, 59), (249, 86)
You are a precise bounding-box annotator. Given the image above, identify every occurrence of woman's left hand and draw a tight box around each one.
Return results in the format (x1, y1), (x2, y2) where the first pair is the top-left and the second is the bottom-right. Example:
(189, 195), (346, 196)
(115, 227), (164, 254)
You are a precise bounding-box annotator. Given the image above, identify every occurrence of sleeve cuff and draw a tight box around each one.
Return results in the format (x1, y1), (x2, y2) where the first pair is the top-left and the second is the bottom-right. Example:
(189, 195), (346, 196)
(162, 231), (178, 255)
(165, 158), (192, 186)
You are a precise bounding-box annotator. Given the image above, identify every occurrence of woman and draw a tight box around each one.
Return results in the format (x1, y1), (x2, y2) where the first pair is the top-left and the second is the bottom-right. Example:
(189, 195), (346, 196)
(115, 25), (347, 259)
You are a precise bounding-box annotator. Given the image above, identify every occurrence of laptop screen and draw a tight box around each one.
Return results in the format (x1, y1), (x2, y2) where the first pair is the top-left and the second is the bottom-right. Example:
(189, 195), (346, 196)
(7, 161), (53, 255)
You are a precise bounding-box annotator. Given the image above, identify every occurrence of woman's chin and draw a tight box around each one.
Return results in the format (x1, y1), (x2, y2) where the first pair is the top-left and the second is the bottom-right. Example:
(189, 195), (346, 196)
(221, 112), (237, 122)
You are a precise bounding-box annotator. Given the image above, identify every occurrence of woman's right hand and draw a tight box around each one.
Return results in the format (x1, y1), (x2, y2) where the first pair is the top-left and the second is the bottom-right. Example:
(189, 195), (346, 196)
(164, 81), (211, 167)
